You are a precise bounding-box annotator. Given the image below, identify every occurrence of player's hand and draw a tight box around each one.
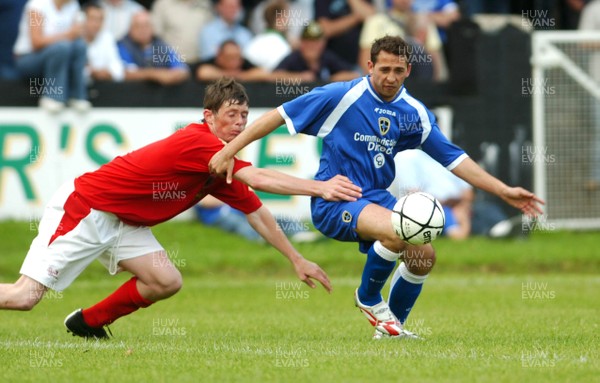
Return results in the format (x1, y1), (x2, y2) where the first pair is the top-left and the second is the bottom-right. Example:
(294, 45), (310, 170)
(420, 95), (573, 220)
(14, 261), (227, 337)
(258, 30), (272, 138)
(319, 175), (362, 202)
(293, 258), (332, 293)
(209, 149), (235, 184)
(500, 186), (545, 217)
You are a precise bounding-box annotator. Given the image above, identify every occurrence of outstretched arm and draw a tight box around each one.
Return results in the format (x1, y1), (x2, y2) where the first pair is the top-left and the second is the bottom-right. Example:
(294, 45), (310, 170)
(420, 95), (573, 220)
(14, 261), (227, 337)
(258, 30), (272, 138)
(234, 166), (362, 202)
(451, 157), (544, 217)
(209, 109), (284, 182)
(246, 206), (332, 292)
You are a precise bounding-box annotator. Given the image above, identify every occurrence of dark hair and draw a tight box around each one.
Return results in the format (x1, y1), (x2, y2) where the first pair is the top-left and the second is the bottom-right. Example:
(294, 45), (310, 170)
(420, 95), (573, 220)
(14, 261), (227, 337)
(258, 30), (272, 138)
(203, 77), (249, 112)
(370, 35), (411, 65)
(218, 39), (240, 52)
(82, 0), (103, 12)
(264, 0), (287, 29)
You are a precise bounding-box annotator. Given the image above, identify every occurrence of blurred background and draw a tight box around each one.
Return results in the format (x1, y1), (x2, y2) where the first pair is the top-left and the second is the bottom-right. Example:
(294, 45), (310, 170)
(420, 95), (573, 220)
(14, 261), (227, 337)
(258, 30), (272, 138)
(0, 0), (599, 237)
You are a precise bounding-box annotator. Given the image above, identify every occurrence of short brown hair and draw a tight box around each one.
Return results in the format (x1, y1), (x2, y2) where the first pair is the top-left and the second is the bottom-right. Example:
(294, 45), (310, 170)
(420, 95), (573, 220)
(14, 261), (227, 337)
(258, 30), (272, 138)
(203, 77), (249, 112)
(264, 0), (287, 29)
(370, 35), (411, 65)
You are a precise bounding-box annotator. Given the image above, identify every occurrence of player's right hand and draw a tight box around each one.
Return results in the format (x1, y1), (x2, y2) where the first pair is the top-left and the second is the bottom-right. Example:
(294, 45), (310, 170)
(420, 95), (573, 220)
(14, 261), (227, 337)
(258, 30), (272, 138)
(320, 175), (362, 202)
(209, 149), (235, 184)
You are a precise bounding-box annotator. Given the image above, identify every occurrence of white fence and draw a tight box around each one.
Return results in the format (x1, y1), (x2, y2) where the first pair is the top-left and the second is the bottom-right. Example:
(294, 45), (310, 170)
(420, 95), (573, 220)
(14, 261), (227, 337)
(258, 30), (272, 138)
(0, 107), (319, 222)
(531, 31), (600, 229)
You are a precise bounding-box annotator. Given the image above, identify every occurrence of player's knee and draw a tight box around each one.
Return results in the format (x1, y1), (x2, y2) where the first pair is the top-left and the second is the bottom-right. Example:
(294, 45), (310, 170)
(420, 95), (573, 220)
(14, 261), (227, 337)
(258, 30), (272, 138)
(166, 273), (183, 296)
(17, 301), (37, 311)
(403, 246), (436, 275)
(378, 233), (406, 254)
(8, 280), (44, 310)
(153, 269), (183, 299)
(13, 294), (41, 311)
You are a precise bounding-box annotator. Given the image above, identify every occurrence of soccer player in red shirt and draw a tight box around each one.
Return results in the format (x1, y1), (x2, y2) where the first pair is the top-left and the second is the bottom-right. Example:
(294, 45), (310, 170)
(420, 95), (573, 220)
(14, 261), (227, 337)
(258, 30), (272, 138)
(0, 77), (362, 339)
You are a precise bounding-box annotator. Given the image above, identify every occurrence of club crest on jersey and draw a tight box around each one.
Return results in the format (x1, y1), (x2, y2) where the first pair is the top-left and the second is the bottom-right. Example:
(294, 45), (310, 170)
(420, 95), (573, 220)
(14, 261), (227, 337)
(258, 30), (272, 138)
(373, 153), (385, 168)
(342, 211), (352, 223)
(378, 117), (391, 136)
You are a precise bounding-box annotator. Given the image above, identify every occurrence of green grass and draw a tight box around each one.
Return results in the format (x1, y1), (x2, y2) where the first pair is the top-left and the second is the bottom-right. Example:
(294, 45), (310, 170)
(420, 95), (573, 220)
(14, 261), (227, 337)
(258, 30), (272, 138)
(1, 221), (599, 382)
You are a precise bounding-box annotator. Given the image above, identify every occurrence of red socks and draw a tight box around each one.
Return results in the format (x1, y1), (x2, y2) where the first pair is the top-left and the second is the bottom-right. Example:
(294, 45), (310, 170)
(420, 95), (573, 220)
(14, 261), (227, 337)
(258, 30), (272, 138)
(82, 277), (153, 328)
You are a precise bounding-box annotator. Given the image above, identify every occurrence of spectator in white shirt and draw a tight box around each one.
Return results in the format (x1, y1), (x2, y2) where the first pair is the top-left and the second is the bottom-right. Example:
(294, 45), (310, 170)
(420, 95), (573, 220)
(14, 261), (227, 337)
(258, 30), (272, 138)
(82, 1), (125, 82)
(13, 0), (90, 113)
(244, 0), (292, 72)
(248, 0), (314, 48)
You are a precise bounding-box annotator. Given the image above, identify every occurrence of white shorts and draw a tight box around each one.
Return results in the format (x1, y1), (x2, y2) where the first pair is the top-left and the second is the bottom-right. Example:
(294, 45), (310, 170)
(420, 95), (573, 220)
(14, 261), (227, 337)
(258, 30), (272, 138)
(20, 180), (164, 291)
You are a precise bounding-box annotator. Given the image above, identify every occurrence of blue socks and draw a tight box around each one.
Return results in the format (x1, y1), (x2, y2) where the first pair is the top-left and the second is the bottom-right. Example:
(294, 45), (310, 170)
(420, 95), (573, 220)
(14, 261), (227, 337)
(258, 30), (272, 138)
(388, 262), (428, 323)
(357, 241), (399, 306)
(357, 241), (429, 324)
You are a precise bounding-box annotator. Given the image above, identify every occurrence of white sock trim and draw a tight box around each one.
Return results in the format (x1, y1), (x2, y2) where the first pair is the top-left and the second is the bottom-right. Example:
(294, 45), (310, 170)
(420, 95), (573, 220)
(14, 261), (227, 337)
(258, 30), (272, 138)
(373, 241), (401, 262)
(398, 262), (428, 284)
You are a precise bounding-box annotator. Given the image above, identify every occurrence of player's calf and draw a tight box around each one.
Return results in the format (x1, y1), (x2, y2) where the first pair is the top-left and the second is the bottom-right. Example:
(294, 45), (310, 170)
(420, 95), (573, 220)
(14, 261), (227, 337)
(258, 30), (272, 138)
(387, 246), (434, 325)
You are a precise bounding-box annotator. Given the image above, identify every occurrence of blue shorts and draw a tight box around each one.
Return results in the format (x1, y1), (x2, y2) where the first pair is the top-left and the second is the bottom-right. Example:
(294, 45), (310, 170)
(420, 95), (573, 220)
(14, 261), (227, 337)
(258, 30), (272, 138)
(311, 189), (397, 253)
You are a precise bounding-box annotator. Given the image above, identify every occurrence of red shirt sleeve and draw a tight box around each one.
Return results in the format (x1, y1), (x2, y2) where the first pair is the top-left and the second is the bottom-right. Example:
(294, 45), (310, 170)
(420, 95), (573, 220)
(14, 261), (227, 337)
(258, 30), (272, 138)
(174, 123), (255, 176)
(174, 124), (262, 214)
(210, 179), (263, 214)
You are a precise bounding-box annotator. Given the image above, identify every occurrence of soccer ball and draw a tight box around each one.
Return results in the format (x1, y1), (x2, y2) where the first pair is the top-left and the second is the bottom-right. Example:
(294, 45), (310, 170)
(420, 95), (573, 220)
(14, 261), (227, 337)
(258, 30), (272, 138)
(391, 192), (445, 245)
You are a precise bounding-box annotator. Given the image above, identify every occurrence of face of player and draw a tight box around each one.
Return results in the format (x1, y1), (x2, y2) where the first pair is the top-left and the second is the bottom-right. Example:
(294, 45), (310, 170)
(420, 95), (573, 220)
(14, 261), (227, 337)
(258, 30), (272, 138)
(368, 50), (412, 102)
(204, 101), (249, 143)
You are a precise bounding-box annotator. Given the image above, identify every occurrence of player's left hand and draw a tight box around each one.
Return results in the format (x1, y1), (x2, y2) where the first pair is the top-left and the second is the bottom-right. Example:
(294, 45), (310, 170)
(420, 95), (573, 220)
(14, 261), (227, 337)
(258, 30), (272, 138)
(293, 258), (332, 293)
(320, 175), (363, 202)
(500, 186), (545, 217)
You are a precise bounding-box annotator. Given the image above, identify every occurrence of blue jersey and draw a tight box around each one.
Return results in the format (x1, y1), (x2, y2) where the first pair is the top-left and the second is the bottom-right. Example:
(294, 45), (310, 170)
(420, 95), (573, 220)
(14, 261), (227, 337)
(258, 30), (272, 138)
(278, 76), (467, 193)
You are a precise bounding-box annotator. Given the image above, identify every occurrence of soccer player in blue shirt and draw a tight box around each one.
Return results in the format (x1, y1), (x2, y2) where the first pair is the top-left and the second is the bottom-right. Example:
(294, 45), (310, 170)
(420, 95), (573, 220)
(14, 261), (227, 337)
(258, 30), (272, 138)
(209, 36), (544, 338)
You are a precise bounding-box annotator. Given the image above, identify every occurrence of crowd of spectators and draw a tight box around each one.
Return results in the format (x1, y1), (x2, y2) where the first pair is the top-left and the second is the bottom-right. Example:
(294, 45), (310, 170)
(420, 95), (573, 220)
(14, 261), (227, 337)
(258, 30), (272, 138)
(0, 0), (598, 112)
(0, 0), (596, 240)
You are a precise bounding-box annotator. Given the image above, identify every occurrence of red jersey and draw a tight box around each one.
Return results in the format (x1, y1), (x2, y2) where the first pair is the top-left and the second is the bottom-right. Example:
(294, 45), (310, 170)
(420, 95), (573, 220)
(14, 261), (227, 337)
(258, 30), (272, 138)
(74, 123), (262, 226)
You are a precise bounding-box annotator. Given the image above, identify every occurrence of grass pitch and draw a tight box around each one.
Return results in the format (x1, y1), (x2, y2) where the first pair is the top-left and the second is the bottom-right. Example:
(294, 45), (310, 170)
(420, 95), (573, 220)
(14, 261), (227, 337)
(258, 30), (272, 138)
(0, 221), (598, 382)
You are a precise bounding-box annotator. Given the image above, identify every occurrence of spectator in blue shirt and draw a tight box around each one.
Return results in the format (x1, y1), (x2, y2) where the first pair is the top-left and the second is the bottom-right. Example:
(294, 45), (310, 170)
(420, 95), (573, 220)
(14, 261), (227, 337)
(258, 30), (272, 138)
(118, 10), (189, 85)
(198, 0), (253, 61)
(411, 0), (460, 43)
